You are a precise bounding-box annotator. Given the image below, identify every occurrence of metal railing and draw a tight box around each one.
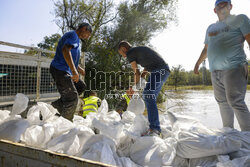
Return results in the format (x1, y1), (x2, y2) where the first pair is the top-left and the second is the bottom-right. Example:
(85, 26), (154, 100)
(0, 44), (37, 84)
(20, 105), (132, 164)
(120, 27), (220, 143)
(0, 41), (59, 106)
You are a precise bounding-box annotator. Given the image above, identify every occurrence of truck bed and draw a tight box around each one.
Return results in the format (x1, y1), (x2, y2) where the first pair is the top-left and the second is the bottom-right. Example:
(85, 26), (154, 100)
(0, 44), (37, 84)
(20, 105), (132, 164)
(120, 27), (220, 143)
(0, 139), (115, 167)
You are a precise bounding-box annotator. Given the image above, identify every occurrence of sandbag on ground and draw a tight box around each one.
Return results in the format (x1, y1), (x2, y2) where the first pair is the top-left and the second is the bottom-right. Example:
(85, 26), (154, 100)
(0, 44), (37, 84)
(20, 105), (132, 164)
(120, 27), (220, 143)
(0, 110), (10, 124)
(0, 117), (29, 142)
(129, 136), (176, 167)
(167, 112), (242, 159)
(217, 155), (250, 167)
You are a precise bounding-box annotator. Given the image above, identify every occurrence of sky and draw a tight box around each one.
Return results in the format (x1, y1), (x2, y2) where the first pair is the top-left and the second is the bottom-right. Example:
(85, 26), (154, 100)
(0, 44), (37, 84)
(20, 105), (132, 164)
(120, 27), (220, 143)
(0, 0), (250, 71)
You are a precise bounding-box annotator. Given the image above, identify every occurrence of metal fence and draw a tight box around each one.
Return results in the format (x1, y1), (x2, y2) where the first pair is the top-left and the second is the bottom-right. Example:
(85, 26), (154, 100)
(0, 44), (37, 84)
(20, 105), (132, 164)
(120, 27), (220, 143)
(0, 41), (59, 106)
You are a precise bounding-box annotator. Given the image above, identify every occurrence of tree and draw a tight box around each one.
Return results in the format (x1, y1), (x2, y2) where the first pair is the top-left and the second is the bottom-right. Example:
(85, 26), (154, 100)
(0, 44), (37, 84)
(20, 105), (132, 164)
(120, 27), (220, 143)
(167, 65), (186, 90)
(45, 0), (178, 108)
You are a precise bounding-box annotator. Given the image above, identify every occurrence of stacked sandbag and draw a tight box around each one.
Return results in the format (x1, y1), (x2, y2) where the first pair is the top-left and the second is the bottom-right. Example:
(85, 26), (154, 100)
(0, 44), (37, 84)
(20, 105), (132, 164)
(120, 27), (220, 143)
(0, 93), (250, 167)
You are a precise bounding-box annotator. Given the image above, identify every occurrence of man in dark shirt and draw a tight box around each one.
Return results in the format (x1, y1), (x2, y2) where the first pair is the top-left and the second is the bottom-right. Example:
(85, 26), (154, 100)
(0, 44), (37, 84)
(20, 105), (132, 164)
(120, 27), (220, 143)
(118, 41), (170, 137)
(50, 23), (92, 121)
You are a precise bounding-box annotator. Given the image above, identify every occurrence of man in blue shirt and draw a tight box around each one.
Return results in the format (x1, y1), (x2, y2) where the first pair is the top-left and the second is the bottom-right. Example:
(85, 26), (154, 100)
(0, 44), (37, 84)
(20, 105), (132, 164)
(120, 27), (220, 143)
(50, 23), (92, 121)
(194, 0), (250, 131)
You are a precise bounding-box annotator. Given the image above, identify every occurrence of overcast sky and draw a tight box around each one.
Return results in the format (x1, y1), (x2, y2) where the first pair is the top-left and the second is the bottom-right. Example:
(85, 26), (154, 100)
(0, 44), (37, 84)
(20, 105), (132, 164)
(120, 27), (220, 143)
(0, 0), (249, 71)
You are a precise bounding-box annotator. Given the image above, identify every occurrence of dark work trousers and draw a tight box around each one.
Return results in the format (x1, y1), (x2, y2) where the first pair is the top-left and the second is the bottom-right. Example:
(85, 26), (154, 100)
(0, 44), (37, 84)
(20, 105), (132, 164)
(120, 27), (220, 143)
(50, 65), (86, 121)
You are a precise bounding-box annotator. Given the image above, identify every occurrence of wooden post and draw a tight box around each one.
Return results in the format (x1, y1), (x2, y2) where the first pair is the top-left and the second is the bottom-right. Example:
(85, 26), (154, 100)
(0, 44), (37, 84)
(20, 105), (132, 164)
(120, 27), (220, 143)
(36, 52), (41, 100)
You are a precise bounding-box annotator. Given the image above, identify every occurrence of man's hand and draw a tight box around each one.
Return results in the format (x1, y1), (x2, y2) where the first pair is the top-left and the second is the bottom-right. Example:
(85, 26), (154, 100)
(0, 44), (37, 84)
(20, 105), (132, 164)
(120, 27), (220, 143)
(71, 71), (79, 82)
(194, 44), (208, 75)
(194, 64), (200, 74)
(78, 66), (86, 76)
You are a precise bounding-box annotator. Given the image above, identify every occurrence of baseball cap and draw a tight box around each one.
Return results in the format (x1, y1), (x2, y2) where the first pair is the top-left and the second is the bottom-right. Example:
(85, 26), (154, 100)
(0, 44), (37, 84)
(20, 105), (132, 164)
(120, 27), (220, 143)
(215, 0), (231, 6)
(78, 22), (92, 33)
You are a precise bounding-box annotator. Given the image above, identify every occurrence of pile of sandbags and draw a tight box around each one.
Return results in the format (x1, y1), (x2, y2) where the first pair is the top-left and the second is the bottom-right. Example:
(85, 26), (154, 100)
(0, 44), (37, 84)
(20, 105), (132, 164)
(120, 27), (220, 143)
(0, 93), (249, 167)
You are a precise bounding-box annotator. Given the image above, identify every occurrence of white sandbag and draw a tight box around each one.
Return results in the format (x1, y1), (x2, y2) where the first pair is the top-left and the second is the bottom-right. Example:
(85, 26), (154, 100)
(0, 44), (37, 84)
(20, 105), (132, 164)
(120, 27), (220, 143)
(168, 112), (241, 158)
(80, 134), (117, 165)
(46, 128), (79, 155)
(129, 136), (176, 167)
(216, 155), (250, 167)
(80, 134), (117, 156)
(82, 142), (117, 166)
(189, 156), (218, 167)
(21, 123), (54, 148)
(92, 118), (125, 142)
(170, 155), (189, 167)
(26, 102), (58, 125)
(121, 111), (136, 123)
(176, 130), (241, 158)
(0, 118), (29, 142)
(98, 99), (108, 113)
(128, 115), (148, 136)
(98, 110), (121, 124)
(73, 115), (92, 127)
(0, 110), (10, 123)
(229, 148), (250, 159)
(76, 125), (95, 155)
(132, 78), (146, 90)
(11, 93), (29, 115)
(127, 93), (145, 115)
(117, 156), (139, 167)
(46, 116), (74, 137)
(168, 111), (215, 135)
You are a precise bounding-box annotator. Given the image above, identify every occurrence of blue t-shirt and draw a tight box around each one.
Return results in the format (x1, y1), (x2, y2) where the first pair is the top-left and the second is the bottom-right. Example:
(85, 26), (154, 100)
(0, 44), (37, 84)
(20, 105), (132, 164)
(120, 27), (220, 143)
(204, 14), (250, 72)
(51, 31), (80, 75)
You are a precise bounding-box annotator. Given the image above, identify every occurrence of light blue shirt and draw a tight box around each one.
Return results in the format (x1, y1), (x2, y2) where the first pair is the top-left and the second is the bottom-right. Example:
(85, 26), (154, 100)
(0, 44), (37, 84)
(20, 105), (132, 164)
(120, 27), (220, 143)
(204, 14), (250, 72)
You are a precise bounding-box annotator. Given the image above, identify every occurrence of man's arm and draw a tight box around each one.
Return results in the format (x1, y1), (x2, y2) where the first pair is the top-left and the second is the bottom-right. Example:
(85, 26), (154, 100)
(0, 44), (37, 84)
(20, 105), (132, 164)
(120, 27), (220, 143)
(141, 68), (148, 79)
(62, 44), (79, 82)
(77, 66), (85, 76)
(130, 61), (141, 84)
(194, 44), (208, 74)
(245, 33), (250, 48)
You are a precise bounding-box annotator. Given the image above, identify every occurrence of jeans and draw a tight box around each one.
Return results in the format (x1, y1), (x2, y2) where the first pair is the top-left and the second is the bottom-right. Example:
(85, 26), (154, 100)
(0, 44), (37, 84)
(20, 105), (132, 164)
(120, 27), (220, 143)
(211, 64), (250, 131)
(50, 65), (86, 121)
(143, 64), (170, 132)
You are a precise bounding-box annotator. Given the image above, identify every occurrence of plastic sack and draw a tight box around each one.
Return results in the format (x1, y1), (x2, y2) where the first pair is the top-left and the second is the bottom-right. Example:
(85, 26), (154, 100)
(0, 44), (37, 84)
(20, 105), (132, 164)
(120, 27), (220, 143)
(80, 134), (117, 156)
(73, 115), (92, 128)
(46, 116), (74, 137)
(76, 125), (95, 155)
(26, 102), (58, 125)
(98, 110), (121, 124)
(21, 123), (54, 148)
(127, 93), (145, 115)
(167, 112), (242, 158)
(92, 118), (124, 142)
(11, 93), (29, 115)
(132, 78), (146, 90)
(0, 110), (10, 124)
(216, 155), (250, 167)
(116, 157), (139, 167)
(0, 118), (29, 142)
(129, 136), (176, 167)
(82, 142), (117, 166)
(189, 156), (218, 167)
(98, 99), (108, 113)
(46, 128), (80, 156)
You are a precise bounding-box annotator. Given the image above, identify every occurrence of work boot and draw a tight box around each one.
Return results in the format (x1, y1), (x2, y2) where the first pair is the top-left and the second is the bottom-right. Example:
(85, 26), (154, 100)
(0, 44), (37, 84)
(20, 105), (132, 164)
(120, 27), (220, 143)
(142, 129), (162, 138)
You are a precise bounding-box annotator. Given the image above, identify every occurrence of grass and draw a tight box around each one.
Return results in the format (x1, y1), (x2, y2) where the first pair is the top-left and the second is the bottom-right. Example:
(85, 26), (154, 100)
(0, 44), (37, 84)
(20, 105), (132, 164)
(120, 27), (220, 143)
(166, 85), (250, 90)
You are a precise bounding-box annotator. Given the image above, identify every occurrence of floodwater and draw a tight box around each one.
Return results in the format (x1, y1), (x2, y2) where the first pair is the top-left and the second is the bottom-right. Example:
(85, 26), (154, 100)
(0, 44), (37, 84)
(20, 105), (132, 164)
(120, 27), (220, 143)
(165, 90), (250, 130)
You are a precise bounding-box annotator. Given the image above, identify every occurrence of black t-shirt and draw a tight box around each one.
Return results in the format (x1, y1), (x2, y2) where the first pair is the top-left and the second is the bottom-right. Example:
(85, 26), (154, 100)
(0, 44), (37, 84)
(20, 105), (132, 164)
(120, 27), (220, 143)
(126, 46), (167, 72)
